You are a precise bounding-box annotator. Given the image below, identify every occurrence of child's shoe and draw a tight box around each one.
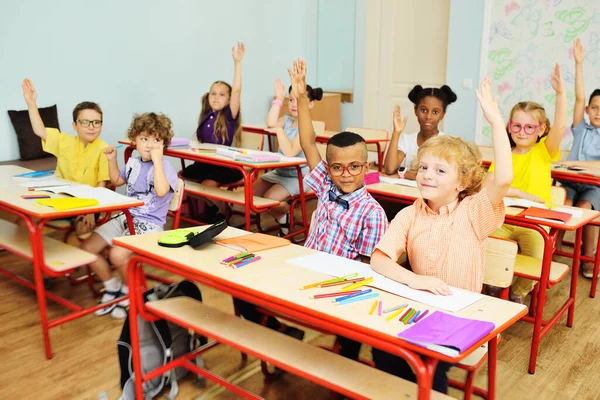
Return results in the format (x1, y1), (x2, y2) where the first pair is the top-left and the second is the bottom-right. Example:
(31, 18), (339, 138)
(94, 288), (124, 316)
(111, 298), (130, 319)
(582, 262), (598, 279)
(277, 215), (290, 237)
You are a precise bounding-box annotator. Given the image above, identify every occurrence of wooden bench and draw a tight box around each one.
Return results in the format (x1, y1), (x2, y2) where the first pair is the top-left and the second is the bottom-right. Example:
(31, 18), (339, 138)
(147, 297), (452, 400)
(0, 219), (97, 273)
(513, 254), (569, 287)
(184, 181), (280, 210)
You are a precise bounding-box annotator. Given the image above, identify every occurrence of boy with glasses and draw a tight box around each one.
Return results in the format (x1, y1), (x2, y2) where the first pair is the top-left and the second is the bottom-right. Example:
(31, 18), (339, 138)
(22, 78), (109, 188)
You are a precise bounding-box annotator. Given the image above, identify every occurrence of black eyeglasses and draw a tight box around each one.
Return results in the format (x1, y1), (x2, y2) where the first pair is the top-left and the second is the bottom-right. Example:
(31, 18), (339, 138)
(77, 119), (103, 128)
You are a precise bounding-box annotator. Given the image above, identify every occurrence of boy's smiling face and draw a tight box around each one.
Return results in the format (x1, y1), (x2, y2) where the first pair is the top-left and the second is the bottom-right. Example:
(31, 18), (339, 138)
(72, 109), (103, 146)
(416, 152), (464, 210)
(326, 143), (369, 194)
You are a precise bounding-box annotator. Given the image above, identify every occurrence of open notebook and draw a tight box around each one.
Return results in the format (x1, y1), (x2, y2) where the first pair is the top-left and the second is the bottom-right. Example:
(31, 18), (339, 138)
(503, 197), (581, 224)
(397, 311), (495, 357)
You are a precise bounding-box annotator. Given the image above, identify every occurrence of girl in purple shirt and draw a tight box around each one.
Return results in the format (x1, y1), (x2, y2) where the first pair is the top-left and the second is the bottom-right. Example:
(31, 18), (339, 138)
(182, 42), (245, 222)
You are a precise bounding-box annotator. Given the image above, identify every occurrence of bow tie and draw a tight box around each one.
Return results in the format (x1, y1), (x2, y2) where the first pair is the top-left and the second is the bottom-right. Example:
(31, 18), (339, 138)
(328, 190), (350, 210)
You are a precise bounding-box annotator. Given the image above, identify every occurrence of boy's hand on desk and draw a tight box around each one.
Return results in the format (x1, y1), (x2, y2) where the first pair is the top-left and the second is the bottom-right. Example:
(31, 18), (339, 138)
(409, 275), (451, 296)
(150, 144), (164, 162)
(104, 145), (117, 161)
(22, 78), (38, 106)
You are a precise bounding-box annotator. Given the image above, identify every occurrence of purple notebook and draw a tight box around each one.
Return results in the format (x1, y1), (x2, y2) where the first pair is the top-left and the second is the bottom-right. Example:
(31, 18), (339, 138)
(397, 311), (495, 356)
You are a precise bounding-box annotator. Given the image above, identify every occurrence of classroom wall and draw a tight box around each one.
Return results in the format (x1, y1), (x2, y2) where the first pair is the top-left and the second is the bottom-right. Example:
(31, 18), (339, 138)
(0, 0), (314, 162)
(444, 0), (486, 141)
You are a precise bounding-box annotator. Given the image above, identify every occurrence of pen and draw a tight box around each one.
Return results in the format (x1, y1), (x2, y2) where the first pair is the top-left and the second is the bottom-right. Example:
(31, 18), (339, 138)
(319, 277), (365, 288)
(408, 310), (421, 324)
(378, 300), (383, 316)
(336, 292), (379, 306)
(413, 309), (429, 323)
(232, 256), (261, 268)
(383, 303), (409, 314)
(311, 290), (362, 300)
(369, 300), (378, 315)
(333, 289), (372, 303)
(403, 309), (417, 325)
(228, 254), (255, 266)
(386, 307), (405, 321)
(222, 252), (250, 264)
(341, 276), (373, 292)
(116, 144), (124, 149)
(300, 273), (358, 290)
(399, 308), (412, 322)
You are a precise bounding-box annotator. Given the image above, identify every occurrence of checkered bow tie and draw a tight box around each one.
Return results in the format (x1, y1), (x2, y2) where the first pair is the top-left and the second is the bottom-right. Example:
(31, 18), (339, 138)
(328, 190), (349, 210)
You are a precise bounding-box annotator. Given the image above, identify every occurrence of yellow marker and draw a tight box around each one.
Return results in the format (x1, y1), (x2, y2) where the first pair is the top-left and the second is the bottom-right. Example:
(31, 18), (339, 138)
(369, 300), (378, 315)
(342, 276), (373, 292)
(386, 307), (405, 322)
(300, 273), (358, 290)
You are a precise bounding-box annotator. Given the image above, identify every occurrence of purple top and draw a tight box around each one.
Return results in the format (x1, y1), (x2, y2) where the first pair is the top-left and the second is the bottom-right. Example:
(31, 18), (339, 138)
(119, 156), (179, 227)
(196, 105), (238, 145)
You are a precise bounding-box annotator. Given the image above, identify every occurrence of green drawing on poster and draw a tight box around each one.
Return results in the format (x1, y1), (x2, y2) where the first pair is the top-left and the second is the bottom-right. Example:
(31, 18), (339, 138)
(554, 7), (591, 43)
(542, 21), (555, 37)
(489, 49), (516, 79)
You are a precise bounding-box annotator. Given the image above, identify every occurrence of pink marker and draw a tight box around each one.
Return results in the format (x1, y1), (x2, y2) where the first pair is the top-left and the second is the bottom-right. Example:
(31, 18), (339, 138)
(377, 301), (383, 316)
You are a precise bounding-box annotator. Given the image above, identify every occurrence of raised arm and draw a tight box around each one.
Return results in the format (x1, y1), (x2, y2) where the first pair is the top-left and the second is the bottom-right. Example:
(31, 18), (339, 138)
(289, 59), (321, 170)
(573, 38), (586, 127)
(476, 77), (512, 206)
(383, 104), (408, 175)
(274, 127), (302, 157)
(545, 63), (567, 154)
(103, 146), (126, 187)
(266, 79), (286, 128)
(22, 79), (48, 140)
(230, 42), (245, 119)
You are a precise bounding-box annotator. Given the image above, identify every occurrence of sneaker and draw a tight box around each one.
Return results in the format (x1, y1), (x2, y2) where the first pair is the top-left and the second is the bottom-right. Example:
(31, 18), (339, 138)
(94, 289), (123, 316)
(582, 262), (598, 279)
(278, 215), (290, 237)
(111, 299), (129, 319)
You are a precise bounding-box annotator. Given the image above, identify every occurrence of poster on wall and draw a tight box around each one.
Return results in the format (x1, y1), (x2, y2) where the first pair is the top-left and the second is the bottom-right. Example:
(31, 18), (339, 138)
(481, 0), (600, 149)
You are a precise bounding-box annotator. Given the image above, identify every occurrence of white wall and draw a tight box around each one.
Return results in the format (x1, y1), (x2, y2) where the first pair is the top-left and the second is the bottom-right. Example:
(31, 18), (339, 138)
(0, 0), (313, 161)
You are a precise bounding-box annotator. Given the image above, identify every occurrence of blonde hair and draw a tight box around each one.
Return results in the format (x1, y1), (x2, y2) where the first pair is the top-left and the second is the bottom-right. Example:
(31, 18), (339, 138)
(507, 101), (551, 147)
(199, 81), (242, 147)
(410, 135), (485, 200)
(127, 112), (174, 148)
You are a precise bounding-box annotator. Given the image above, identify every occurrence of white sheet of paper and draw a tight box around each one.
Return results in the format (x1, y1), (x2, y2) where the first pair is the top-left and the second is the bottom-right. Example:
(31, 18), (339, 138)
(286, 253), (482, 312)
(503, 197), (583, 217)
(379, 176), (418, 188)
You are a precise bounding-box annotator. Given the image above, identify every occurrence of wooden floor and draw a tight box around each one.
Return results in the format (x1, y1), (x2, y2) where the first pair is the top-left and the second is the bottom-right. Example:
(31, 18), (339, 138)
(3, 214), (600, 399)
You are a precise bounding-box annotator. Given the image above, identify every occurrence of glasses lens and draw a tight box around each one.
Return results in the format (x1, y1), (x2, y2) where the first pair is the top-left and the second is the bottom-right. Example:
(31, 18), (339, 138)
(329, 165), (343, 176)
(92, 120), (102, 127)
(524, 124), (536, 134)
(348, 164), (364, 176)
(509, 122), (521, 133)
(79, 119), (90, 127)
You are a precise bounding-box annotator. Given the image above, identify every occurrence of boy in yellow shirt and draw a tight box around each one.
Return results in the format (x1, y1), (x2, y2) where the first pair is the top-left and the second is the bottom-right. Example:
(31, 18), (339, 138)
(22, 78), (109, 187)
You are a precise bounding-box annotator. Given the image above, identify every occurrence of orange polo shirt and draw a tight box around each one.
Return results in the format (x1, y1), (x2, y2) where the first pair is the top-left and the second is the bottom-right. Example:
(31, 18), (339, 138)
(375, 187), (505, 292)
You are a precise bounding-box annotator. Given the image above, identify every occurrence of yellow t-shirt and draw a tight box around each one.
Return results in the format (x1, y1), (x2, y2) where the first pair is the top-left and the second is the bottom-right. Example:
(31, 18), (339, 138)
(489, 137), (560, 203)
(41, 128), (110, 187)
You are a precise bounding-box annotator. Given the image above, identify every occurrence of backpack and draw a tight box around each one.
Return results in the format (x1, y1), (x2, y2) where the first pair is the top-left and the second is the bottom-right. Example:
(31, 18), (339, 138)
(117, 280), (208, 400)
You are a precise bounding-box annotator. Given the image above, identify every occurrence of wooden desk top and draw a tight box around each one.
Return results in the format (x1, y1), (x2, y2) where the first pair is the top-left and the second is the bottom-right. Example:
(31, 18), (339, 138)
(119, 140), (307, 170)
(366, 182), (600, 231)
(318, 130), (390, 144)
(0, 166), (143, 220)
(114, 226), (527, 362)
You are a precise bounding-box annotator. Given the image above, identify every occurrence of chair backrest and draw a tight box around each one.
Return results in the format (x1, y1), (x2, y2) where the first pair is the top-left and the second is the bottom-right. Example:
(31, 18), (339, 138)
(241, 130), (265, 151)
(168, 178), (185, 212)
(312, 120), (326, 137)
(483, 237), (518, 288)
(551, 185), (566, 205)
(345, 126), (389, 152)
(316, 142), (328, 161)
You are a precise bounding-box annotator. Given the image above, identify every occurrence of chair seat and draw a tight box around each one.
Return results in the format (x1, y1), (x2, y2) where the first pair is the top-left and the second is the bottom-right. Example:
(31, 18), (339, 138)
(514, 254), (569, 285)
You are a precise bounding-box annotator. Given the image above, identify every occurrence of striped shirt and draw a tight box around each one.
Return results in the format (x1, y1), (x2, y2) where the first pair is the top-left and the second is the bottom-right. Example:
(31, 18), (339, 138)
(304, 161), (388, 260)
(375, 187), (505, 292)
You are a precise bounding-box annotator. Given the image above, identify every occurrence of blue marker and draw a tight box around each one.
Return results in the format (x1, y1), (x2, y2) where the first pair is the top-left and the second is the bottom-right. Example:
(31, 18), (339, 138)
(333, 289), (372, 303)
(408, 310), (421, 324)
(336, 292), (379, 306)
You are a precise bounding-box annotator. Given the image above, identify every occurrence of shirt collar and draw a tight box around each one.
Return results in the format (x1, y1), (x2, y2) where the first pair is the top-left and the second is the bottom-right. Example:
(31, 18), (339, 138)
(329, 182), (368, 207)
(584, 121), (600, 132)
(415, 196), (460, 216)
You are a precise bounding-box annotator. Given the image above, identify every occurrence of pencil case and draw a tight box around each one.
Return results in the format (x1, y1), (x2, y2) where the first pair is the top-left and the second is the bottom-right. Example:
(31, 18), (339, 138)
(364, 172), (380, 185)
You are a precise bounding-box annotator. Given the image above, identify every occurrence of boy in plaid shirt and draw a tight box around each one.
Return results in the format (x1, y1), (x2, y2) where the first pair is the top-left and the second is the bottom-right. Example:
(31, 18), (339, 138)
(234, 59), (387, 360)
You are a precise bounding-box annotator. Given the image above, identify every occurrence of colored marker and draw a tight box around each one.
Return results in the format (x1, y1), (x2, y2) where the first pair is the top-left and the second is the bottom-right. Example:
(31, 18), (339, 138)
(311, 290), (362, 299)
(300, 273), (358, 290)
(399, 308), (412, 322)
(383, 303), (409, 314)
(369, 300), (378, 315)
(386, 307), (405, 322)
(336, 292), (379, 306)
(233, 256), (261, 268)
(319, 277), (365, 288)
(228, 254), (255, 266)
(413, 309), (429, 323)
(116, 144), (124, 149)
(341, 276), (374, 292)
(222, 252), (250, 264)
(403, 309), (417, 325)
(408, 310), (421, 324)
(333, 289), (372, 303)
(377, 301), (383, 316)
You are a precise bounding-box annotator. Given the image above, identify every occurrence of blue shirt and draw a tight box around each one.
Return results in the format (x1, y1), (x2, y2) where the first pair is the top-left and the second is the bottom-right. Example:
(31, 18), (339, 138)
(275, 114), (311, 177)
(567, 120), (600, 161)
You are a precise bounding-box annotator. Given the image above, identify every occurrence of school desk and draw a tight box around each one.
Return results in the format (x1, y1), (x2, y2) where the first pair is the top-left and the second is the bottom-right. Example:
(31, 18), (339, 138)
(114, 226), (526, 400)
(119, 140), (309, 238)
(366, 181), (600, 374)
(0, 165), (143, 359)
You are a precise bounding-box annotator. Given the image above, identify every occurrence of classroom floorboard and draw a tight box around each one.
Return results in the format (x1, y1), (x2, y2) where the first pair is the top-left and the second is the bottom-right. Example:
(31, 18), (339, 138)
(3, 209), (600, 399)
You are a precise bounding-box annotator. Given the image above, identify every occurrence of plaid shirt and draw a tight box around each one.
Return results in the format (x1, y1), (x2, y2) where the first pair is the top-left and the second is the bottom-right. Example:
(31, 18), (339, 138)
(304, 161), (388, 260)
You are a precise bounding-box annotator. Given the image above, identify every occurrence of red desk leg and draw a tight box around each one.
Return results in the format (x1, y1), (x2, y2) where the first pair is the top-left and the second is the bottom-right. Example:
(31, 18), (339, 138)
(128, 259), (145, 400)
(417, 358), (437, 400)
(567, 227), (582, 327)
(591, 230), (600, 297)
(488, 335), (498, 400)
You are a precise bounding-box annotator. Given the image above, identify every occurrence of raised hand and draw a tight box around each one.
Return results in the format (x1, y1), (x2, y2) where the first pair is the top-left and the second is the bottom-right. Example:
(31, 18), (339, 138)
(22, 78), (37, 107)
(150, 143), (164, 163)
(232, 41), (245, 63)
(274, 78), (286, 100)
(392, 104), (408, 133)
(476, 77), (503, 126)
(103, 145), (118, 161)
(551, 63), (565, 94)
(287, 58), (307, 99)
(574, 38), (584, 65)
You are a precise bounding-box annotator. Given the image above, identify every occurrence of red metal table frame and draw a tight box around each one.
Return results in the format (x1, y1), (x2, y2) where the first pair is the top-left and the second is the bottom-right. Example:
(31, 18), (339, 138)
(368, 184), (599, 374)
(120, 142), (309, 237)
(118, 238), (525, 400)
(0, 194), (140, 359)
(242, 126), (390, 173)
